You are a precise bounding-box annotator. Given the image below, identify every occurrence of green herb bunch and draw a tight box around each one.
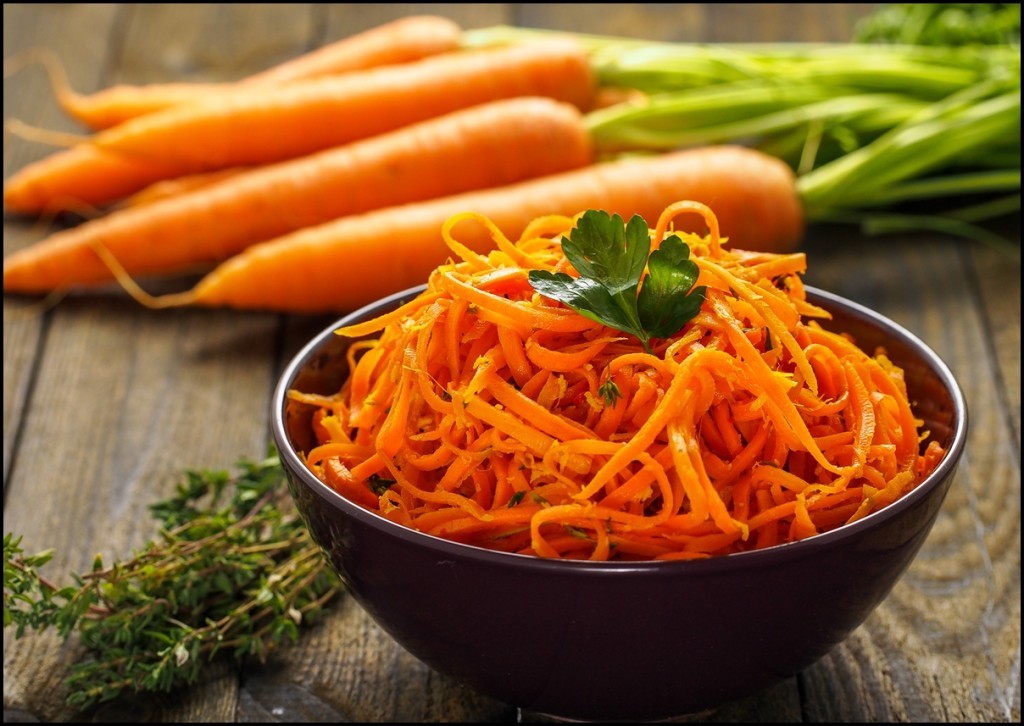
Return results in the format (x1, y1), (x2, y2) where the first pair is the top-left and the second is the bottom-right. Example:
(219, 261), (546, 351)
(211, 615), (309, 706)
(854, 4), (1021, 47)
(3, 454), (342, 710)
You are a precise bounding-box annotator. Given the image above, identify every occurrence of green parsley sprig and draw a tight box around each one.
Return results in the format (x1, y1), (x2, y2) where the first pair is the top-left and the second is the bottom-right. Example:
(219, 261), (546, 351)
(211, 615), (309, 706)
(528, 209), (706, 352)
(3, 453), (342, 710)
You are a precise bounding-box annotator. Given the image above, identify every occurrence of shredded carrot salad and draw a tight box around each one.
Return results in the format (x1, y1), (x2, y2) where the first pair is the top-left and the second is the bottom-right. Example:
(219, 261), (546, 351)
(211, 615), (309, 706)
(289, 201), (946, 561)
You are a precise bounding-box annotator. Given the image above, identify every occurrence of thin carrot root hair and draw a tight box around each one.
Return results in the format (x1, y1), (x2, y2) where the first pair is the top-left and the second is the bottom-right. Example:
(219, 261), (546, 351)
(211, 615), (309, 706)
(289, 200), (947, 561)
(5, 117), (89, 149)
(2, 46), (102, 131)
(1, 288), (68, 319)
(88, 240), (197, 310)
(3, 46), (75, 100)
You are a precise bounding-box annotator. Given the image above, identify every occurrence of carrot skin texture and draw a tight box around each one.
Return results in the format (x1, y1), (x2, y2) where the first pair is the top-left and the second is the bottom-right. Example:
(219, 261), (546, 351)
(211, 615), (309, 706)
(1, 98), (593, 293)
(3, 39), (595, 215)
(117, 168), (251, 208)
(55, 15), (464, 129)
(187, 145), (805, 314)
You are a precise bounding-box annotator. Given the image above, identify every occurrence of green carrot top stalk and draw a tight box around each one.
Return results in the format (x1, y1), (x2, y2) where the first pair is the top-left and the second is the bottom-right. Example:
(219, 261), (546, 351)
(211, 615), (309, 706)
(463, 4), (1021, 251)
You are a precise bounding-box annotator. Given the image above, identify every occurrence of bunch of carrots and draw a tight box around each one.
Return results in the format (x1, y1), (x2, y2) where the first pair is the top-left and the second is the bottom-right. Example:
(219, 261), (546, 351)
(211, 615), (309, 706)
(4, 10), (1016, 314)
(2, 15), (804, 314)
(289, 201), (945, 559)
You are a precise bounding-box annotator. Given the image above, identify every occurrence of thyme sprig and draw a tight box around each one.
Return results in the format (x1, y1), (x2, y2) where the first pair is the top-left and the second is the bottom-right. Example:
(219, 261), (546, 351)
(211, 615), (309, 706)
(3, 453), (342, 710)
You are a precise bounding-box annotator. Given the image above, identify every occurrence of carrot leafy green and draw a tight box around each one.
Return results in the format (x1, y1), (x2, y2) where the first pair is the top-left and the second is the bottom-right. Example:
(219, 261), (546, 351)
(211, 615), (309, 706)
(465, 4), (1020, 253)
(528, 209), (706, 352)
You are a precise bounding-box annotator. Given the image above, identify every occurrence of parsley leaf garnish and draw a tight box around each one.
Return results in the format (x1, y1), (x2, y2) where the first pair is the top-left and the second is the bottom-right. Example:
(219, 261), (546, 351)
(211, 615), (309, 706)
(528, 210), (706, 352)
(367, 474), (395, 496)
(637, 235), (705, 338)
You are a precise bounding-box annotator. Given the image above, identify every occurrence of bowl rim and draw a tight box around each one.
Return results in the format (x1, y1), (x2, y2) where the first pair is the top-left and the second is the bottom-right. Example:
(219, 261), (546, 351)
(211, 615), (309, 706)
(272, 284), (968, 574)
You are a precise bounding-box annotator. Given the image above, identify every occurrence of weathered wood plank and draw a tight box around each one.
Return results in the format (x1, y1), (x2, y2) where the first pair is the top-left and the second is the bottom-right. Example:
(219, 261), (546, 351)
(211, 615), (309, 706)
(2, 4), (316, 722)
(801, 226), (1022, 723)
(115, 3), (318, 83)
(517, 2), (710, 40)
(3, 9), (123, 712)
(3, 9), (122, 719)
(320, 2), (512, 36)
(706, 2), (876, 42)
(968, 241), (1021, 448)
(514, 2), (876, 42)
(3, 4), (121, 485)
(2, 10), (76, 484)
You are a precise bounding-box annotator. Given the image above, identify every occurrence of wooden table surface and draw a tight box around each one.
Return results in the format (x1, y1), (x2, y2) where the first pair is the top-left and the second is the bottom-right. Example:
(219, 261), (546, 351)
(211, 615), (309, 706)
(3, 4), (1020, 723)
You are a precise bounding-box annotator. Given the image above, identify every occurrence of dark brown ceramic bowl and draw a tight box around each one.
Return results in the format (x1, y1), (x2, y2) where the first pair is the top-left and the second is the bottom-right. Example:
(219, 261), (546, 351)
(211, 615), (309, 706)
(272, 284), (967, 722)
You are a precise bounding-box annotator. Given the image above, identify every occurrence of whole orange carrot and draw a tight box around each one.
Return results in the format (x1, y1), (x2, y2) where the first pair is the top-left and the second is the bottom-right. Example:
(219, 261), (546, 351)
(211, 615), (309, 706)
(3, 38), (595, 215)
(140, 145), (803, 314)
(45, 15), (464, 130)
(1, 97), (593, 294)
